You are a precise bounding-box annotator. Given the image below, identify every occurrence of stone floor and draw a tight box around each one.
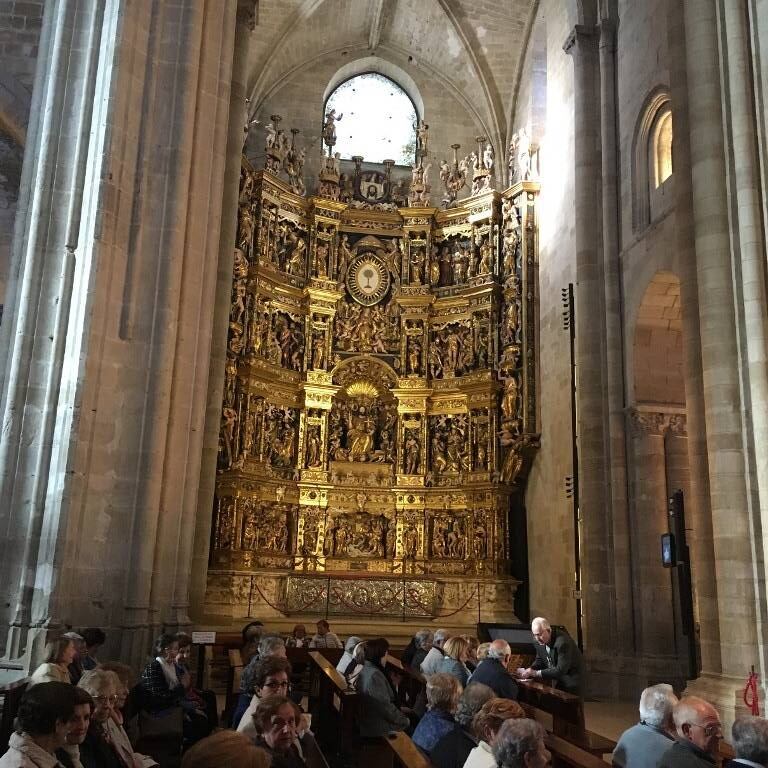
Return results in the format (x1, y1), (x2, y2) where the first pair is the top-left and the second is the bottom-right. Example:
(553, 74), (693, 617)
(584, 699), (637, 741)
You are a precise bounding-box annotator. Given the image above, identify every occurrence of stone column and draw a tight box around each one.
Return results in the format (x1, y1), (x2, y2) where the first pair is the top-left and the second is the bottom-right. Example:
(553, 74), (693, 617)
(666, 0), (720, 675)
(682, 0), (758, 717)
(190, 1), (256, 623)
(564, 23), (617, 688)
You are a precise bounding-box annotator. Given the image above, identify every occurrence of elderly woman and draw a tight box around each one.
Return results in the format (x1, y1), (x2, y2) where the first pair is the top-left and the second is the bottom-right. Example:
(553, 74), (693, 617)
(465, 698), (526, 768)
(251, 696), (307, 768)
(234, 635), (287, 727)
(181, 731), (270, 768)
(356, 637), (410, 738)
(78, 669), (157, 768)
(411, 672), (462, 755)
(336, 635), (362, 676)
(410, 630), (434, 672)
(492, 718), (551, 768)
(284, 625), (308, 649)
(175, 633), (218, 734)
(439, 636), (472, 687)
(29, 637), (78, 686)
(430, 682), (494, 768)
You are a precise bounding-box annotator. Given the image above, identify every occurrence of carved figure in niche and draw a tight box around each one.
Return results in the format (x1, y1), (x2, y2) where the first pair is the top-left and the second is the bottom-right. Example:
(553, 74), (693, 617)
(231, 281), (246, 325)
(347, 406), (376, 461)
(431, 432), (448, 474)
(223, 356), (237, 408)
(439, 244), (452, 285)
(337, 234), (352, 280)
(502, 376), (519, 422)
(302, 519), (318, 556)
(477, 326), (489, 368)
(483, 143), (494, 171)
(315, 240), (329, 278)
(404, 525), (419, 559)
(408, 337), (422, 376)
(286, 237), (307, 276)
(305, 425), (322, 468)
(428, 345), (442, 379)
(377, 429), (394, 463)
(429, 245), (440, 286)
(335, 525), (349, 556)
(322, 109), (343, 150)
(433, 521), (447, 558)
(446, 423), (469, 472)
(502, 299), (519, 346)
(356, 492), (368, 512)
(477, 235), (493, 275)
(238, 205), (255, 256)
(474, 523), (488, 559)
(233, 247), (249, 279)
(312, 331), (326, 369)
(409, 245), (425, 284)
(218, 407), (238, 471)
(228, 327), (244, 357)
(460, 341), (475, 374)
(242, 508), (257, 551)
(386, 525), (396, 559)
(404, 431), (421, 474)
(417, 120), (429, 157)
(444, 329), (461, 374)
(475, 421), (489, 470)
(452, 245), (466, 284)
(216, 502), (234, 549)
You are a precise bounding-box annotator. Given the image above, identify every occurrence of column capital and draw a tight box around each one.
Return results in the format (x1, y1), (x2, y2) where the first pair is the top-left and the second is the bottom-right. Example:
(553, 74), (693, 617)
(563, 24), (599, 55)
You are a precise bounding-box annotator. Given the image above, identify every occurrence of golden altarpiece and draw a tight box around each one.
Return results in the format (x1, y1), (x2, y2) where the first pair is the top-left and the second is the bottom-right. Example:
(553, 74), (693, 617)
(205, 119), (540, 625)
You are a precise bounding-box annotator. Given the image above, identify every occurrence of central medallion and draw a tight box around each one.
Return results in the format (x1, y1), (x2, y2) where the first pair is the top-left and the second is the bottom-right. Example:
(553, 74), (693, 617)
(346, 251), (391, 306)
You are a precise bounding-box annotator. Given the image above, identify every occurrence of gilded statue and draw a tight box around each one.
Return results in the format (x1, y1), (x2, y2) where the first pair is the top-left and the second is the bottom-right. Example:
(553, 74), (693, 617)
(216, 502), (234, 549)
(238, 204), (255, 255)
(428, 345), (442, 379)
(502, 299), (519, 346)
(347, 406), (376, 461)
(230, 281), (246, 325)
(315, 240), (329, 278)
(410, 246), (425, 284)
(233, 247), (249, 278)
(452, 246), (466, 284)
(408, 337), (422, 375)
(322, 108), (343, 151)
(431, 432), (448, 474)
(502, 376), (519, 422)
(443, 328), (461, 373)
(477, 235), (493, 275)
(218, 407), (238, 471)
(404, 525), (419, 559)
(337, 234), (352, 280)
(286, 237), (307, 276)
(305, 425), (322, 468)
(312, 332), (326, 369)
(429, 245), (440, 286)
(474, 523), (488, 559)
(404, 431), (421, 474)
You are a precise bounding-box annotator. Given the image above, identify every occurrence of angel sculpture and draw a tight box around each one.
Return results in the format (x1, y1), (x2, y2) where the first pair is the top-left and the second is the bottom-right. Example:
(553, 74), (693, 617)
(265, 122), (277, 152)
(322, 109), (343, 150)
(483, 143), (494, 171)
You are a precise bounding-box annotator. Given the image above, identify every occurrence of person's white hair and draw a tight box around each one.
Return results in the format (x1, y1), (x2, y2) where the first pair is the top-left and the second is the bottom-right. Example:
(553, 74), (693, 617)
(415, 629), (434, 649)
(493, 718), (546, 768)
(733, 716), (768, 764)
(672, 696), (719, 733)
(258, 635), (285, 657)
(79, 669), (118, 697)
(344, 635), (362, 653)
(487, 639), (511, 660)
(433, 629), (450, 646)
(639, 684), (678, 728)
(531, 617), (550, 631)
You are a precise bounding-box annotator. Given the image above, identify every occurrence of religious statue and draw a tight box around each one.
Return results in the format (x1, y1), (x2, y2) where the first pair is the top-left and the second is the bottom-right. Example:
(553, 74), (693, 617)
(502, 298), (519, 345)
(410, 246), (425, 284)
(477, 234), (493, 275)
(347, 406), (376, 461)
(322, 108), (343, 153)
(238, 204), (255, 256)
(429, 245), (440, 286)
(474, 522), (488, 559)
(408, 337), (422, 375)
(404, 525), (419, 559)
(404, 431), (421, 474)
(452, 245), (466, 284)
(315, 240), (329, 278)
(416, 120), (429, 158)
(216, 502), (234, 549)
(483, 143), (494, 171)
(337, 234), (353, 280)
(218, 407), (238, 471)
(305, 425), (322, 468)
(312, 332), (326, 369)
(286, 236), (307, 276)
(428, 345), (442, 379)
(502, 376), (519, 422)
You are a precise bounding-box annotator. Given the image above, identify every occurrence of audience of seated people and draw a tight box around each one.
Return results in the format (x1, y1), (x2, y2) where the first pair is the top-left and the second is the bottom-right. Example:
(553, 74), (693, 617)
(429, 682), (494, 768)
(284, 624), (309, 649)
(8, 617), (753, 768)
(412, 672), (462, 755)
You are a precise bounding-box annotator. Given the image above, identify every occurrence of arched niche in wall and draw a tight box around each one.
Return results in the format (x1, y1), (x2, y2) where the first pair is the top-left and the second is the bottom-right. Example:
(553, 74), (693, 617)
(632, 87), (673, 233)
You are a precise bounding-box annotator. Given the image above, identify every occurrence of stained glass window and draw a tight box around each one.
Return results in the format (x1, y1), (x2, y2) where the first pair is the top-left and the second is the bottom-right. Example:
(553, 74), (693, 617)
(325, 73), (417, 165)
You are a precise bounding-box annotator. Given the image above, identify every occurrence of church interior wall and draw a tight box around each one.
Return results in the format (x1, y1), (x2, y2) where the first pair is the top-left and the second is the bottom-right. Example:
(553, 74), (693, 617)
(246, 49), (486, 204)
(515, 0), (579, 633)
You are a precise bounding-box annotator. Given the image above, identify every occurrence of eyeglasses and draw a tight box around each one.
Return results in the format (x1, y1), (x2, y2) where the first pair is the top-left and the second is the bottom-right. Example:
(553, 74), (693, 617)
(689, 723), (722, 738)
(93, 695), (119, 705)
(262, 680), (290, 690)
(269, 716), (296, 730)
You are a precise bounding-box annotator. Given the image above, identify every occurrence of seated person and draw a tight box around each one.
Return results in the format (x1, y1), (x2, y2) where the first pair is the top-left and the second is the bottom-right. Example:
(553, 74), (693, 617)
(465, 636), (480, 672)
(730, 716), (768, 768)
(657, 697), (723, 768)
(62, 632), (86, 685)
(355, 637), (410, 738)
(470, 640), (518, 700)
(492, 718), (551, 768)
(137, 633), (184, 712)
(241, 621), (265, 666)
(476, 643), (491, 663)
(429, 682), (494, 768)
(175, 632), (218, 732)
(80, 628), (106, 671)
(345, 641), (366, 689)
(251, 696), (307, 768)
(79, 669), (157, 768)
(412, 673), (462, 755)
(464, 698), (526, 768)
(56, 686), (94, 768)
(0, 682), (76, 768)
(98, 661), (139, 737)
(181, 730), (270, 768)
(309, 620), (342, 649)
(516, 617), (585, 696)
(234, 635), (287, 727)
(439, 636), (472, 687)
(421, 629), (450, 676)
(29, 636), (78, 686)
(284, 625), (308, 649)
(410, 630), (434, 672)
(613, 684), (678, 768)
(336, 636), (362, 676)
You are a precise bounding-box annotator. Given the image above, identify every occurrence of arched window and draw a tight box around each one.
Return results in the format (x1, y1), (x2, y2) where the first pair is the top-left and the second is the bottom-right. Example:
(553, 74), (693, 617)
(324, 73), (417, 166)
(632, 88), (673, 232)
(652, 108), (673, 188)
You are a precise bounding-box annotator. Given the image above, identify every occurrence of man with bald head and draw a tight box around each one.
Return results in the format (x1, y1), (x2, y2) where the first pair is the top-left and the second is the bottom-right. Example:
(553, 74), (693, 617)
(467, 639), (519, 699)
(613, 684), (678, 768)
(658, 696), (722, 768)
(517, 617), (585, 695)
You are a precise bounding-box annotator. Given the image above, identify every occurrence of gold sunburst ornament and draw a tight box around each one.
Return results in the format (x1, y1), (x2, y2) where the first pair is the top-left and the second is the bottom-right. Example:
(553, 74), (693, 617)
(345, 380), (380, 398)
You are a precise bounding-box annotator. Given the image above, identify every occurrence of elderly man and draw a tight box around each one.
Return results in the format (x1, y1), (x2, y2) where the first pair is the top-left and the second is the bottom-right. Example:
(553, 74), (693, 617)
(658, 697), (722, 768)
(729, 716), (768, 768)
(613, 684), (678, 768)
(411, 629), (434, 672)
(493, 717), (552, 768)
(310, 619), (343, 649)
(468, 639), (519, 700)
(517, 617), (585, 695)
(421, 629), (451, 676)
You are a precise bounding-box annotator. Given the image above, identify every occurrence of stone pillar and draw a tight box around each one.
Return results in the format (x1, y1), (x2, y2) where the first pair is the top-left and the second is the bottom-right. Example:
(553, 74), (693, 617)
(190, 1), (256, 623)
(564, 23), (617, 686)
(682, 0), (758, 717)
(0, 0), (241, 669)
(666, 0), (720, 676)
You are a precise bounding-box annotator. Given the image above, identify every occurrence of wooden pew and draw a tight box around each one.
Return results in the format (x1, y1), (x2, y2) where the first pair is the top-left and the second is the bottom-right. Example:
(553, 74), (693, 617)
(384, 731), (434, 768)
(385, 654), (426, 710)
(546, 732), (615, 768)
(0, 678), (29, 753)
(517, 680), (585, 731)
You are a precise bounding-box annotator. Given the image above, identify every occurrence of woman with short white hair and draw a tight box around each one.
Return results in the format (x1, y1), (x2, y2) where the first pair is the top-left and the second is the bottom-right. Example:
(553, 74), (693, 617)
(493, 718), (551, 768)
(412, 672), (462, 755)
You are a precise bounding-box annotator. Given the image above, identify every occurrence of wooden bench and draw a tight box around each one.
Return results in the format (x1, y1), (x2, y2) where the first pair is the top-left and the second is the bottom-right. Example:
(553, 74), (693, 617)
(385, 654), (426, 711)
(384, 731), (434, 768)
(0, 678), (29, 753)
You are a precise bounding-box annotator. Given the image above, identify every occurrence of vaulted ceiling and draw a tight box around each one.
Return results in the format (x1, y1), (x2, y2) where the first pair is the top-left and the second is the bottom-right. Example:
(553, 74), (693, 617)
(246, 0), (539, 152)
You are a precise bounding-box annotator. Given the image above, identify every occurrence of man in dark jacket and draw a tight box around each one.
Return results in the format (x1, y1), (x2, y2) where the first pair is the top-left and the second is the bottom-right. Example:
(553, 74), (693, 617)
(517, 617), (585, 695)
(468, 640), (519, 699)
(729, 716), (768, 768)
(658, 697), (722, 768)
